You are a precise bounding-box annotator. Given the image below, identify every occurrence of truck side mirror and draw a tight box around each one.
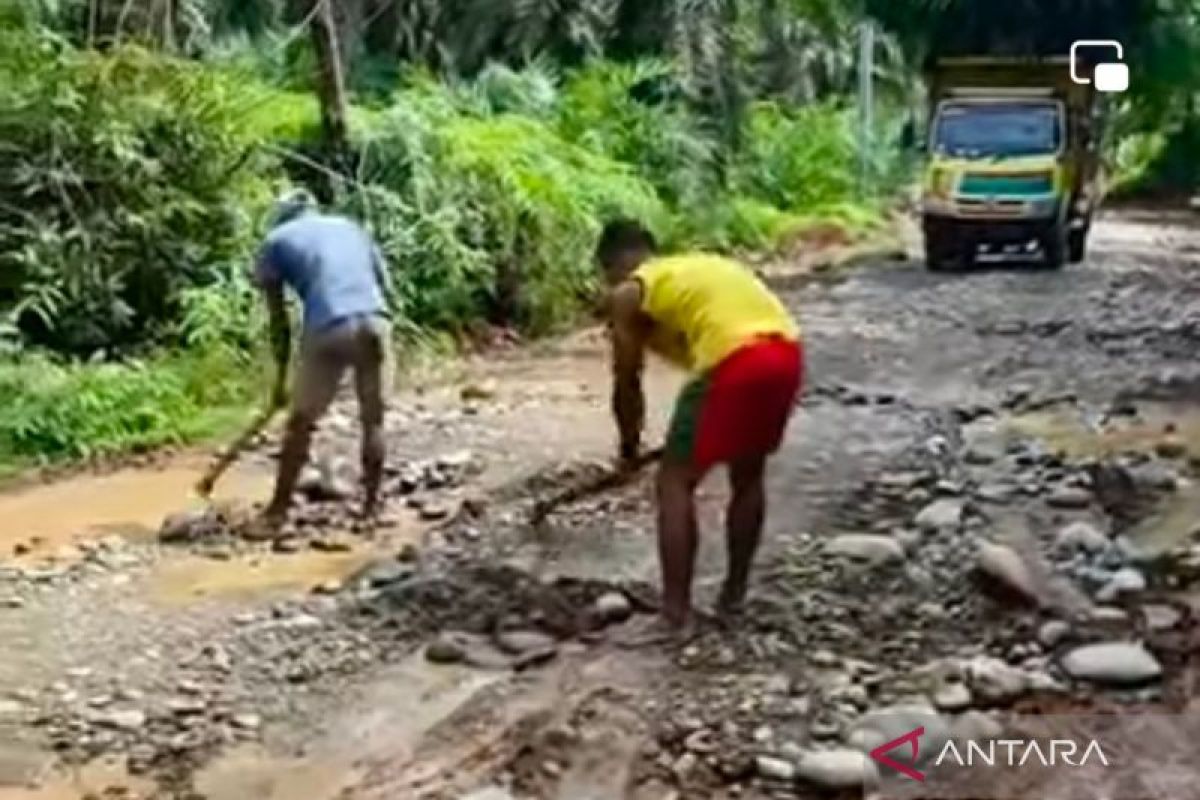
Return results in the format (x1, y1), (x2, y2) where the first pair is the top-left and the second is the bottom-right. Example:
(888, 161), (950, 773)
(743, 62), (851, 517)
(900, 119), (917, 150)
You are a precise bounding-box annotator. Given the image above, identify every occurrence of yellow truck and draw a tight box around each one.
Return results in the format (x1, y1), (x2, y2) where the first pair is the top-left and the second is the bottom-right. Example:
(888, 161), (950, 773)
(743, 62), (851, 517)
(922, 58), (1103, 270)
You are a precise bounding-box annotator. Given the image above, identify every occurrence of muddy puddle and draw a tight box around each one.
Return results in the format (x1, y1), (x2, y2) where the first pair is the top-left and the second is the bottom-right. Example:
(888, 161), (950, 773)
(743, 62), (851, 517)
(148, 549), (373, 604)
(0, 462), (272, 563)
(0, 757), (152, 800)
(193, 654), (502, 800)
(1005, 401), (1200, 460)
(994, 402), (1200, 554)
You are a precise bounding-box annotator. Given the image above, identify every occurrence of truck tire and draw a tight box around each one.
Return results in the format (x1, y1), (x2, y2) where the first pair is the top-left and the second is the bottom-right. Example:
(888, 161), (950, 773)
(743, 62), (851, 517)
(1068, 226), (1088, 263)
(924, 222), (963, 272)
(1042, 225), (1067, 270)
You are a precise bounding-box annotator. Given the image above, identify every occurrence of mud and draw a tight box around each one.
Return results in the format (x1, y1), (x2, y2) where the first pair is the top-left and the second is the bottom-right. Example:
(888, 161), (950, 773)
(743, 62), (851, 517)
(3, 211), (1200, 799)
(0, 462), (271, 562)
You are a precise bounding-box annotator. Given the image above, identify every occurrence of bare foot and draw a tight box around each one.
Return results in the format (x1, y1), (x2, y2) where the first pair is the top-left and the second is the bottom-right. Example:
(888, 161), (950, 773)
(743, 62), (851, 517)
(243, 509), (287, 542)
(716, 584), (747, 621)
(611, 614), (698, 649)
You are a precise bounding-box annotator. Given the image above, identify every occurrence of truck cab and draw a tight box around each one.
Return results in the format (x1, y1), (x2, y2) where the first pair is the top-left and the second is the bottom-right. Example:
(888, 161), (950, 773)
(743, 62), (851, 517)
(922, 58), (1101, 270)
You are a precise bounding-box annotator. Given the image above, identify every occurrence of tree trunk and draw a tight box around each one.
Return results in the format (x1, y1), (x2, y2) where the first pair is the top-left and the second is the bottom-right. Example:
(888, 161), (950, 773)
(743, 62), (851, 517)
(309, 0), (351, 162)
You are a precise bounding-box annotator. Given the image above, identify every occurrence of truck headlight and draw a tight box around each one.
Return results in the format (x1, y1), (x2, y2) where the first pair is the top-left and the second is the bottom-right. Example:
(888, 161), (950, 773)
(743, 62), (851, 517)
(923, 194), (954, 215)
(1028, 197), (1059, 217)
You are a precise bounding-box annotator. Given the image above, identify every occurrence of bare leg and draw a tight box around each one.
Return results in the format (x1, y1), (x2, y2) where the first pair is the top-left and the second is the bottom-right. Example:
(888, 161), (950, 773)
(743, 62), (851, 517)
(263, 411), (316, 524)
(356, 375), (385, 519)
(657, 458), (700, 628)
(717, 454), (767, 615)
(261, 335), (343, 530)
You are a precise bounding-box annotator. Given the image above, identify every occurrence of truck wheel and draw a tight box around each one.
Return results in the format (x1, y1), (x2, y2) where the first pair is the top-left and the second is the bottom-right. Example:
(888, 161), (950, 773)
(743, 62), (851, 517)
(925, 230), (962, 272)
(1068, 227), (1088, 263)
(1042, 226), (1067, 270)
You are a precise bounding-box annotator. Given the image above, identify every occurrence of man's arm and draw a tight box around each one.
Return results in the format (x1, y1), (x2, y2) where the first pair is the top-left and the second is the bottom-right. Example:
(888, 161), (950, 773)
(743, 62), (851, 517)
(609, 280), (647, 462)
(253, 244), (291, 408)
(264, 282), (290, 408)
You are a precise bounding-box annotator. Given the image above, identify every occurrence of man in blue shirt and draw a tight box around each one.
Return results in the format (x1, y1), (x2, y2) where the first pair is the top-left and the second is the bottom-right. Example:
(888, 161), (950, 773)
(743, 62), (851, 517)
(253, 190), (392, 533)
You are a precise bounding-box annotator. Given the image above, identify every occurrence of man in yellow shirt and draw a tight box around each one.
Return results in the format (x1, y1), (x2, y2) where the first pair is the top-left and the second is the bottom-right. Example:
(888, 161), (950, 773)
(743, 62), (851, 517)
(597, 219), (804, 640)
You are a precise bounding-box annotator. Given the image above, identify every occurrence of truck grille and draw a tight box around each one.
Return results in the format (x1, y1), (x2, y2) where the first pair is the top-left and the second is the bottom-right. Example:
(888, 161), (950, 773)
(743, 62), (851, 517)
(955, 198), (1028, 217)
(959, 173), (1054, 196)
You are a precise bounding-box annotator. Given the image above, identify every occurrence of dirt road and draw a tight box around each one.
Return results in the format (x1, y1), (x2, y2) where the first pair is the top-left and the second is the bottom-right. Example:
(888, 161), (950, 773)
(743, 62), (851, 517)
(1, 211), (1199, 799)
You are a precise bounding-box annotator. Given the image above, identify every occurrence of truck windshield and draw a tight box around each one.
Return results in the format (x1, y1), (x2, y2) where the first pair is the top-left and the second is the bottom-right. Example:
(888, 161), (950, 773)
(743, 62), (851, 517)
(933, 102), (1062, 158)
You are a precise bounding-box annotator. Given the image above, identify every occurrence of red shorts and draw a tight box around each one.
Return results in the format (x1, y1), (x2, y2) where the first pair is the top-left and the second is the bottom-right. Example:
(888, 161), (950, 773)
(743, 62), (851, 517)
(665, 336), (804, 473)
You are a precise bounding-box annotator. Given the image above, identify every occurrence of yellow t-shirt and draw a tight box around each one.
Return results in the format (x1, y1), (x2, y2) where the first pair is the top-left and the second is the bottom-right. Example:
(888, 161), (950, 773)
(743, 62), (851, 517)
(634, 254), (799, 374)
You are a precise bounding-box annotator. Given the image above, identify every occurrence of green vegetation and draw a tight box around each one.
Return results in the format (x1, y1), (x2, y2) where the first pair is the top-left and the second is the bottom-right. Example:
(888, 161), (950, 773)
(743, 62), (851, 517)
(5, 0), (1196, 471)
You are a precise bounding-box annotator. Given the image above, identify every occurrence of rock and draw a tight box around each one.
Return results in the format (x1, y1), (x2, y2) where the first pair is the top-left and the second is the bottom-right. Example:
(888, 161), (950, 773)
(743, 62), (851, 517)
(273, 537), (302, 554)
(809, 717), (842, 740)
(824, 534), (905, 565)
(1089, 606), (1129, 624)
(299, 457), (354, 502)
(159, 508), (221, 543)
(756, 755), (796, 782)
(95, 709), (146, 732)
(976, 543), (1040, 605)
(810, 650), (839, 668)
(1037, 620), (1071, 649)
(915, 499), (965, 533)
(425, 633), (469, 665)
(976, 484), (1016, 504)
(1061, 642), (1162, 686)
(311, 534), (354, 553)
(672, 752), (700, 783)
(495, 630), (557, 655)
(683, 729), (717, 754)
(417, 500), (454, 522)
(950, 710), (1003, 744)
(1095, 567), (1147, 603)
(1155, 436), (1187, 459)
(847, 704), (950, 760)
(231, 713), (261, 731)
(1047, 486), (1092, 510)
(1130, 461), (1179, 491)
(592, 592), (633, 624)
(932, 682), (972, 712)
(894, 529), (922, 553)
(437, 450), (475, 471)
(166, 697), (206, 716)
(795, 749), (875, 790)
(964, 657), (1029, 705)
(1141, 604), (1182, 632)
(461, 788), (516, 800)
(351, 559), (414, 589)
(460, 381), (498, 402)
(1055, 521), (1109, 553)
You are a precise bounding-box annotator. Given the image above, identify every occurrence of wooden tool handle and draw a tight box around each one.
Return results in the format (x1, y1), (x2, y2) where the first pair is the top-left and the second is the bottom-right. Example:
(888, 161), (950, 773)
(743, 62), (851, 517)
(194, 404), (281, 498)
(529, 446), (665, 525)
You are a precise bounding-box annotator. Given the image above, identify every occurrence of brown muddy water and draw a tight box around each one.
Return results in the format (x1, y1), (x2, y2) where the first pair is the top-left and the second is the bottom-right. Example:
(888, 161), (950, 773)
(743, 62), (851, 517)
(1006, 402), (1200, 554)
(0, 461), (273, 563)
(1006, 401), (1200, 461)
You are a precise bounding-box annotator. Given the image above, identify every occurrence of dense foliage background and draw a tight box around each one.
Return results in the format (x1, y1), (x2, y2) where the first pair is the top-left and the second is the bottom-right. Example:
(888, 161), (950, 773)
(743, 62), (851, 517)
(0, 0), (1196, 468)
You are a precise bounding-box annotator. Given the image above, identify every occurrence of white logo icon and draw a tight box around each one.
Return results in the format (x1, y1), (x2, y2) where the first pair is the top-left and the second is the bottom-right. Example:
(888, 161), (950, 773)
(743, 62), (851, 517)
(1070, 40), (1129, 92)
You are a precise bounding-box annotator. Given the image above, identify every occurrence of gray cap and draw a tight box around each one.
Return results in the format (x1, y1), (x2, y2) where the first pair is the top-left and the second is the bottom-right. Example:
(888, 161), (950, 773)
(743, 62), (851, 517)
(269, 188), (317, 228)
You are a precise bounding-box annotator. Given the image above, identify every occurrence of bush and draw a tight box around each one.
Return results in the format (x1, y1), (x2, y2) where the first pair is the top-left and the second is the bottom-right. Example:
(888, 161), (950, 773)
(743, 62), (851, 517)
(0, 351), (256, 465)
(0, 29), (281, 356)
(346, 78), (666, 334)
